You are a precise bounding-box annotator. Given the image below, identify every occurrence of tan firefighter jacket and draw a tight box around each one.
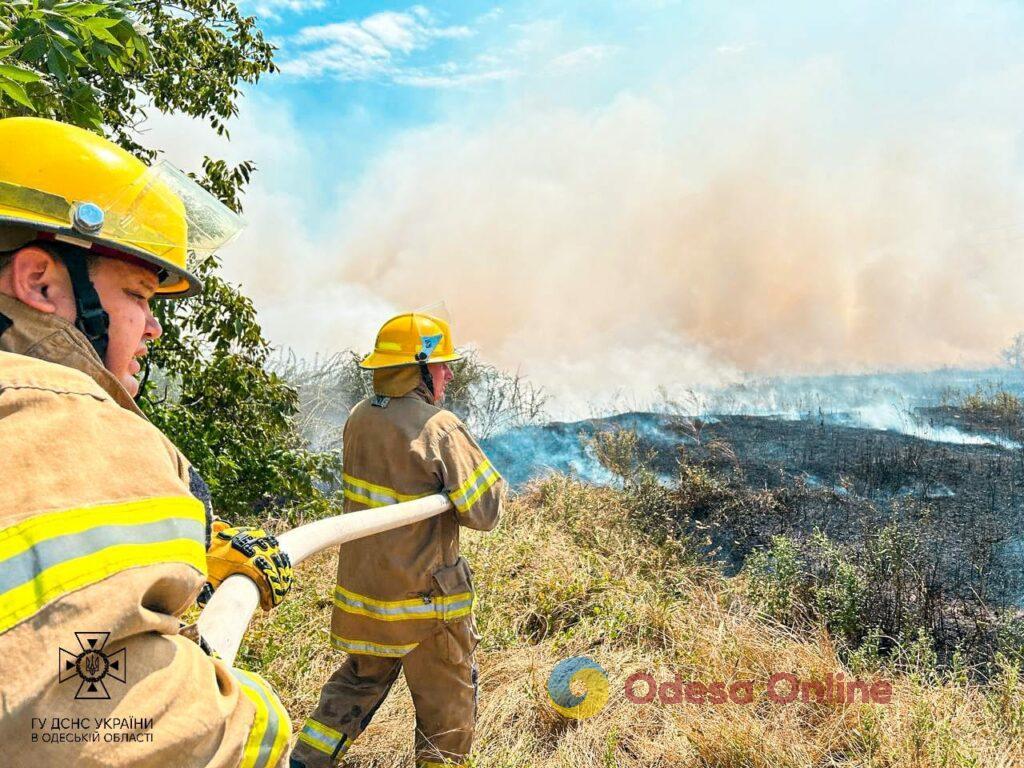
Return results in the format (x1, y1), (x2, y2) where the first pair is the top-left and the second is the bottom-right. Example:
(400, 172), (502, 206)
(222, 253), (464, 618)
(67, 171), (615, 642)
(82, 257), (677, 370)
(0, 295), (290, 768)
(333, 386), (504, 658)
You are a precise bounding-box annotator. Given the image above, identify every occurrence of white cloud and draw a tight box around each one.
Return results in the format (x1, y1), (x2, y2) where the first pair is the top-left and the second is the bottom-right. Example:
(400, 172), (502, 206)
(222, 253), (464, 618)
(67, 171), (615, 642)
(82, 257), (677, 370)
(715, 43), (748, 55)
(393, 68), (517, 88)
(475, 7), (504, 25)
(551, 44), (620, 70)
(282, 7), (474, 80)
(243, 0), (325, 22)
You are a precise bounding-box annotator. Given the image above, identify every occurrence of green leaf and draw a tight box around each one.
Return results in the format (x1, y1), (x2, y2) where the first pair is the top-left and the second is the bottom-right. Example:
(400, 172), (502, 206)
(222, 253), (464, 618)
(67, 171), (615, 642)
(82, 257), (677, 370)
(60, 3), (111, 17)
(0, 77), (35, 109)
(81, 16), (121, 31)
(0, 64), (42, 83)
(46, 46), (69, 83)
(20, 36), (48, 63)
(0, 45), (20, 60)
(82, 22), (122, 47)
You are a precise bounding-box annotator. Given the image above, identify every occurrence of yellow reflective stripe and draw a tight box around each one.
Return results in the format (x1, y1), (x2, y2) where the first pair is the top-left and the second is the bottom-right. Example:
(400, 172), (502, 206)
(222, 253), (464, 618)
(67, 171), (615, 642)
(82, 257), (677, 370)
(334, 585), (474, 622)
(231, 669), (291, 768)
(298, 717), (349, 757)
(448, 459), (501, 514)
(0, 497), (206, 635)
(343, 473), (431, 508)
(335, 584), (472, 610)
(330, 632), (418, 658)
(0, 495), (203, 561)
(450, 460), (492, 502)
(461, 469), (499, 513)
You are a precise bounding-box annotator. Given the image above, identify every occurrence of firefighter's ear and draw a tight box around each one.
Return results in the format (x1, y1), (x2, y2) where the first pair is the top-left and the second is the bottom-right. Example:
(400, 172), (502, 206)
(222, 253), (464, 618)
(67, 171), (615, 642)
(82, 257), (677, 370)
(6, 246), (73, 317)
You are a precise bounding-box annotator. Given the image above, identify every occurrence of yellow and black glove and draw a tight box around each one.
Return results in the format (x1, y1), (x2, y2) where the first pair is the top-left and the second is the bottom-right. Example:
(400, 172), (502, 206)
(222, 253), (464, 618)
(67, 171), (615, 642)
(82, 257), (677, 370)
(200, 520), (293, 611)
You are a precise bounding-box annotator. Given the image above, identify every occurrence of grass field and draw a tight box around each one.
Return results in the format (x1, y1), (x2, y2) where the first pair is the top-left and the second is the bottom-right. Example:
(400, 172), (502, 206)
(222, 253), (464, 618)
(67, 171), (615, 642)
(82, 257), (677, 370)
(239, 474), (1024, 767)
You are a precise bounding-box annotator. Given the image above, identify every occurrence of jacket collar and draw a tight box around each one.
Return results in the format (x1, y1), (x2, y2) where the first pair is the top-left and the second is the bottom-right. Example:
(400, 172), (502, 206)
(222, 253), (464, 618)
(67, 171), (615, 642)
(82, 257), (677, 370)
(402, 381), (437, 406)
(0, 293), (144, 415)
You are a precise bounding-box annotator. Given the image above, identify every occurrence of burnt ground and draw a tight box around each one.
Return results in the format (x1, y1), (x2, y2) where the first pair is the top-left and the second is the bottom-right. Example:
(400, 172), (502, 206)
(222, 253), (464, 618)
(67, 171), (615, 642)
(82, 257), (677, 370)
(484, 409), (1024, 607)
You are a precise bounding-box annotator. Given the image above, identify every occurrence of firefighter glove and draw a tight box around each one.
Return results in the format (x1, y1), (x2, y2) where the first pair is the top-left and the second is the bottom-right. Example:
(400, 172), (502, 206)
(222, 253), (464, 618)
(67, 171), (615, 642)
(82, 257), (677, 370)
(202, 521), (293, 611)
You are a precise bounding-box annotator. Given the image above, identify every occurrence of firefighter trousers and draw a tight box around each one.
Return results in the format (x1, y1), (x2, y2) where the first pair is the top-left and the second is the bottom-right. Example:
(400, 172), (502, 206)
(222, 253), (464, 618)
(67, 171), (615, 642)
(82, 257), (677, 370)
(291, 617), (480, 768)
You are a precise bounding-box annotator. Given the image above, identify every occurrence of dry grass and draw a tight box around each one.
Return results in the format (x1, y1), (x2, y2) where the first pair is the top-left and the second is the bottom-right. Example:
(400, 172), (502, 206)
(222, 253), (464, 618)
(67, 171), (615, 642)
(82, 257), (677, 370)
(239, 475), (1024, 767)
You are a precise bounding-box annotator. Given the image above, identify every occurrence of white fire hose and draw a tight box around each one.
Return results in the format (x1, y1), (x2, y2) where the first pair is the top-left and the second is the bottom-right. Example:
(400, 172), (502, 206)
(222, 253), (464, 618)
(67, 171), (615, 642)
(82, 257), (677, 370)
(196, 494), (453, 665)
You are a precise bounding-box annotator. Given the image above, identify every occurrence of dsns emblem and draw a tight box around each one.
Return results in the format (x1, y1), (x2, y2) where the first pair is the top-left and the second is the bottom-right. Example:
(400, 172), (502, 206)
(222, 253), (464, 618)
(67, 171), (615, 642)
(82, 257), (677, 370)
(59, 632), (127, 700)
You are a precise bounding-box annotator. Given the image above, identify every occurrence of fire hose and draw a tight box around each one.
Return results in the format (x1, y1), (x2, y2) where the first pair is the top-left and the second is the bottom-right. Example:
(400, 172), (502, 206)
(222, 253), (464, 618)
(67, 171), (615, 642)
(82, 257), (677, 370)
(196, 494), (453, 665)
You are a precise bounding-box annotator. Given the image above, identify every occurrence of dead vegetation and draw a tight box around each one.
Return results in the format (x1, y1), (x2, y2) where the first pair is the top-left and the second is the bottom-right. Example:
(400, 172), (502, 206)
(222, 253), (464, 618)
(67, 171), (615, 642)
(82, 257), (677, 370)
(241, 470), (1024, 766)
(271, 348), (547, 448)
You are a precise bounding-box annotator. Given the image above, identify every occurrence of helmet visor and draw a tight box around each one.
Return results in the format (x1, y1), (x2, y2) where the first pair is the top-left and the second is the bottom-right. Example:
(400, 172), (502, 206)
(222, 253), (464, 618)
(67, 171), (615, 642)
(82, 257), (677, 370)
(0, 160), (243, 260)
(96, 160), (244, 256)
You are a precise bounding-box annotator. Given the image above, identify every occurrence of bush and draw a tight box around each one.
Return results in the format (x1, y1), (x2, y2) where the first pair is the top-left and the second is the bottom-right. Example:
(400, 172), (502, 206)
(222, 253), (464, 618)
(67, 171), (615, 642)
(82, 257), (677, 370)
(272, 347), (547, 448)
(742, 524), (941, 657)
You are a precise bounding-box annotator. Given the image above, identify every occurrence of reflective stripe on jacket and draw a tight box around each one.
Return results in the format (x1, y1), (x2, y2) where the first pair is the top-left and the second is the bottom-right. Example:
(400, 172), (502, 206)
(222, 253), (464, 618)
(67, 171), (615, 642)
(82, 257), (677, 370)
(0, 295), (290, 768)
(333, 387), (504, 656)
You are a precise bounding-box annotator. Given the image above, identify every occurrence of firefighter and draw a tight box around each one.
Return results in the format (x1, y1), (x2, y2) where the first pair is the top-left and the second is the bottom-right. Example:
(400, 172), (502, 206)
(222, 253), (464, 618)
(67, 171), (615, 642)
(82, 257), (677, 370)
(291, 312), (505, 768)
(0, 116), (291, 766)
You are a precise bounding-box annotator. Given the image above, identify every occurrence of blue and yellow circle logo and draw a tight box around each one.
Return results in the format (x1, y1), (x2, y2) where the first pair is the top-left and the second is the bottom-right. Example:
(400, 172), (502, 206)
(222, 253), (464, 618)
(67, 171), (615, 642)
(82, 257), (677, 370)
(547, 656), (609, 719)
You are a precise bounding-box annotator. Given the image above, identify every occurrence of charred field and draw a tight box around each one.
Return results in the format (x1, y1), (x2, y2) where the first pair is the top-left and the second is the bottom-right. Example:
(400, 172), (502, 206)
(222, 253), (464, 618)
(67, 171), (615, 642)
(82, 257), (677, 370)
(257, 370), (1024, 764)
(482, 389), (1024, 668)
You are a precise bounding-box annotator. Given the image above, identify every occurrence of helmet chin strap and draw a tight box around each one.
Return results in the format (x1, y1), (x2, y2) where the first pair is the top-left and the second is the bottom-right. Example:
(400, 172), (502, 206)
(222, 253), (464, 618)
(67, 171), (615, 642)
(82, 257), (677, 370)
(41, 242), (110, 362)
(416, 352), (435, 403)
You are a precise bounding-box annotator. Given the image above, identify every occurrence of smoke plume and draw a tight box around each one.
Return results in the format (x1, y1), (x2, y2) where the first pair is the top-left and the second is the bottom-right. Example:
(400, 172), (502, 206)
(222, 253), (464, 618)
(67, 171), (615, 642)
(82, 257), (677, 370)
(320, 95), (1024, 408)
(163, 2), (1024, 413)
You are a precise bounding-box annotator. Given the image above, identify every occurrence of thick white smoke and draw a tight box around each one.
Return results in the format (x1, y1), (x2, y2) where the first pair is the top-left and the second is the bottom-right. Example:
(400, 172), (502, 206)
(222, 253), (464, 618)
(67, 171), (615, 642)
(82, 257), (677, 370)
(150, 2), (1024, 415)
(317, 93), (1024, 410)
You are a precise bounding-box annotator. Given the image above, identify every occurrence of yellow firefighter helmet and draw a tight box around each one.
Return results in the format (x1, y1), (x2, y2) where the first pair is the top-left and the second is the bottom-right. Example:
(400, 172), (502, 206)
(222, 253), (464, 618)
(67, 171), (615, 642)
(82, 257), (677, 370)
(0, 117), (244, 297)
(360, 312), (463, 370)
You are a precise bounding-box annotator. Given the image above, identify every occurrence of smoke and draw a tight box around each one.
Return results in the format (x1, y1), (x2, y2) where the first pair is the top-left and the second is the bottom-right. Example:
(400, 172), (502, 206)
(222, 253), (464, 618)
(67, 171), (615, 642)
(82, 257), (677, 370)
(151, 2), (1024, 416)
(317, 93), (1024, 411)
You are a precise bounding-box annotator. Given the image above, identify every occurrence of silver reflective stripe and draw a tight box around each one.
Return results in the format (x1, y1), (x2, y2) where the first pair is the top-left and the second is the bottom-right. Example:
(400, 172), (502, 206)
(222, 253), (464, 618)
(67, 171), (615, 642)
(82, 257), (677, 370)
(441, 595), (474, 619)
(335, 590), (437, 617)
(299, 721), (346, 756)
(0, 517), (205, 595)
(334, 589), (473, 620)
(330, 634), (417, 657)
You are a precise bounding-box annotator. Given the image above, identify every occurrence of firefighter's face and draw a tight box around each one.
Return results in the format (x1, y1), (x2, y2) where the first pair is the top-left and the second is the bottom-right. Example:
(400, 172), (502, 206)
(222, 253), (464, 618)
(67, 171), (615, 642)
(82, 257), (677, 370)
(428, 362), (454, 404)
(0, 247), (162, 397)
(86, 257), (163, 398)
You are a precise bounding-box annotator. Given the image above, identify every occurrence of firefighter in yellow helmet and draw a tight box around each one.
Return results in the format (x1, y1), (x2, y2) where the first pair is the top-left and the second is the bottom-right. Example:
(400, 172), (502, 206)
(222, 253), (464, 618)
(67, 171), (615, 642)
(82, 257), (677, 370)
(292, 312), (505, 768)
(0, 117), (291, 766)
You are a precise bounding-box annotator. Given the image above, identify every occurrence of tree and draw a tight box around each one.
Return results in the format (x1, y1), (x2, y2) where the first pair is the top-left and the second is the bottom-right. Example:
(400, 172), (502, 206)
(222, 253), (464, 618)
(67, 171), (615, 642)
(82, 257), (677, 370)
(1002, 332), (1024, 370)
(0, 0), (272, 155)
(0, 0), (339, 523)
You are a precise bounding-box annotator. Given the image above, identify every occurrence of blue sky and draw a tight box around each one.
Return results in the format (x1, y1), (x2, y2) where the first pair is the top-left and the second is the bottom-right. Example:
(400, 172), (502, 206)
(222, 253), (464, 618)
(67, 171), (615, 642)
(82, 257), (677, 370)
(151, 1), (1024, 414)
(229, 1), (695, 206)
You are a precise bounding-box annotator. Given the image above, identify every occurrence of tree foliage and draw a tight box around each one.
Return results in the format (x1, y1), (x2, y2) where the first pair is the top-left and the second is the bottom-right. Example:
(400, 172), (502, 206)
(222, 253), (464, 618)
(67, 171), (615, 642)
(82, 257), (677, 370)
(0, 0), (273, 154)
(0, 0), (339, 523)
